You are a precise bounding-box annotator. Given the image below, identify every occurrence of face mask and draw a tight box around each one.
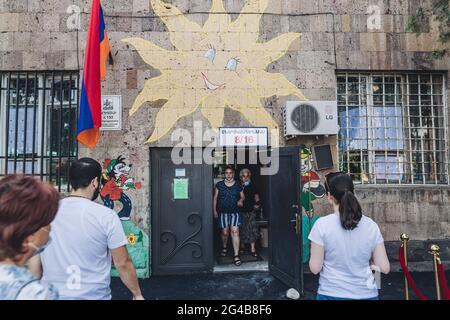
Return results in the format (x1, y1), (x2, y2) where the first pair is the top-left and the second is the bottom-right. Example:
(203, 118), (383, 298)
(29, 236), (52, 257)
(243, 181), (250, 186)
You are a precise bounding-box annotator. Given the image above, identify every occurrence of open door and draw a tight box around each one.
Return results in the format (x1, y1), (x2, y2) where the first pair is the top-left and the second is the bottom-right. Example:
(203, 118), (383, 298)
(267, 146), (303, 296)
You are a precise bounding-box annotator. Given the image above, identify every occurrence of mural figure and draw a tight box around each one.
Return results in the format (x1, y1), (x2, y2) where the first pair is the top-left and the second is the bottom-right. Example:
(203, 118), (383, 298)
(301, 146), (326, 215)
(123, 0), (307, 144)
(300, 146), (326, 263)
(100, 156), (149, 278)
(112, 221), (149, 279)
(101, 156), (142, 221)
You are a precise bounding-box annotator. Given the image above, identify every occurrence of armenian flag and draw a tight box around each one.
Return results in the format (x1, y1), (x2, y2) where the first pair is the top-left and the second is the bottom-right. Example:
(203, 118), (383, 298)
(77, 0), (110, 149)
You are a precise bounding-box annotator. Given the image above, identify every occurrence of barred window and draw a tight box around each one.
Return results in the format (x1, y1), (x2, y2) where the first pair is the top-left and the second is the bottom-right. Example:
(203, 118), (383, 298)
(0, 71), (79, 191)
(337, 73), (449, 185)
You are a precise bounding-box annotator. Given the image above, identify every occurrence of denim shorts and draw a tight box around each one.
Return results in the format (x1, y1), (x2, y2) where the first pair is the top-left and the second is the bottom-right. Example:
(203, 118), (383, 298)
(316, 294), (379, 300)
(218, 213), (241, 229)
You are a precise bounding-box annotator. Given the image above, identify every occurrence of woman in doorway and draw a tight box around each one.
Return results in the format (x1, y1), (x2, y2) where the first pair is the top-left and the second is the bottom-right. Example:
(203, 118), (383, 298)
(213, 166), (245, 266)
(239, 169), (261, 257)
(0, 175), (60, 300)
(308, 173), (390, 300)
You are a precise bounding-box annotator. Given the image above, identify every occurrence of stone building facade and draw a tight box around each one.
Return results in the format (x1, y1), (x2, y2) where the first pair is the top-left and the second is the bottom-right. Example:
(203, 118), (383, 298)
(1, 0), (449, 275)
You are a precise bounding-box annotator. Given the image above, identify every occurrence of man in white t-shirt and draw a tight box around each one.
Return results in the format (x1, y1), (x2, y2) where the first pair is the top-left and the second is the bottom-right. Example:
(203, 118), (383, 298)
(30, 158), (144, 300)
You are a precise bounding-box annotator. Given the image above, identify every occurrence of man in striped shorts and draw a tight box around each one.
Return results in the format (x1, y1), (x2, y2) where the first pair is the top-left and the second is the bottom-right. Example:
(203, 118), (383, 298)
(213, 166), (245, 266)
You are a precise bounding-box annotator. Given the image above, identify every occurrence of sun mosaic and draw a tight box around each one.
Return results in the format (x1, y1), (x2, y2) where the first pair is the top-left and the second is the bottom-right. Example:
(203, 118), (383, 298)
(123, 0), (307, 144)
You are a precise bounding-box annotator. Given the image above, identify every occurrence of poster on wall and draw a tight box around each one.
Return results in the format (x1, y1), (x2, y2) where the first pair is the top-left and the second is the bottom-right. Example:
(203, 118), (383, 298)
(100, 95), (122, 131)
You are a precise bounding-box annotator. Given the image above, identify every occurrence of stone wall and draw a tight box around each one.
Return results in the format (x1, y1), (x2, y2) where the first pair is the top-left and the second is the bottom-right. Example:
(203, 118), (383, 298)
(311, 186), (450, 270)
(1, 0), (450, 273)
(311, 186), (450, 241)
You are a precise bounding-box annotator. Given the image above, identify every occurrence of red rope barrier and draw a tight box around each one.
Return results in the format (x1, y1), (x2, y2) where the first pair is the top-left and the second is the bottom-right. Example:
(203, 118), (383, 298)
(437, 263), (450, 300)
(398, 246), (428, 300)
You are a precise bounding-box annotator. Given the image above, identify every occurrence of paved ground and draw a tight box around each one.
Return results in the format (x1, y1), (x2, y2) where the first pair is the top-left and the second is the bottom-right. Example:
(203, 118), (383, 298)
(111, 271), (450, 300)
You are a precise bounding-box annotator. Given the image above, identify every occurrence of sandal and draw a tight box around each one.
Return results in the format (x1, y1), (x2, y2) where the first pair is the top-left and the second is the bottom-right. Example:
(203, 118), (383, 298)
(251, 251), (259, 258)
(220, 248), (227, 257)
(233, 255), (242, 266)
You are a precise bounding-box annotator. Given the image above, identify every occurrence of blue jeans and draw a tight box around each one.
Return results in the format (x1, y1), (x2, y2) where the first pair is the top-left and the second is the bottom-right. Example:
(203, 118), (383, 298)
(316, 294), (379, 300)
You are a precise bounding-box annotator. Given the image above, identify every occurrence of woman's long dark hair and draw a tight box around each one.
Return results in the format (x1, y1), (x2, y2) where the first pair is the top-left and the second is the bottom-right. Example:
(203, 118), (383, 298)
(326, 174), (362, 230)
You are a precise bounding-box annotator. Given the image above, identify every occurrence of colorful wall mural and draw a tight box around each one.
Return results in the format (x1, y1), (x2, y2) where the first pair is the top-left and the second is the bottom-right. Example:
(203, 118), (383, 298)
(123, 0), (307, 145)
(100, 156), (149, 278)
(300, 146), (326, 263)
(101, 156), (142, 221)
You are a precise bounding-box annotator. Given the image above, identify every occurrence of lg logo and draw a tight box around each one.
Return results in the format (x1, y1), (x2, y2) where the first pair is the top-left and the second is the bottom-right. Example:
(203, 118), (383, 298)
(325, 106), (334, 121)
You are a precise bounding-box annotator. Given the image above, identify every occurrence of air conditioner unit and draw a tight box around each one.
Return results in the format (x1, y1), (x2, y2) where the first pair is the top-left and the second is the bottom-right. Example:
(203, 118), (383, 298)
(283, 101), (339, 136)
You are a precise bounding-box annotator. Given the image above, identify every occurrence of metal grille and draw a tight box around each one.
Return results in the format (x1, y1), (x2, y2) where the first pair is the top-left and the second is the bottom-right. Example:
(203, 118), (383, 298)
(337, 72), (449, 185)
(0, 71), (79, 192)
(291, 103), (320, 133)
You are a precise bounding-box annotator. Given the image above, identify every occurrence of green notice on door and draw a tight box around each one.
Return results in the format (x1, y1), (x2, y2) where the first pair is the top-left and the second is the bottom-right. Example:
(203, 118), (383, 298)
(173, 178), (189, 200)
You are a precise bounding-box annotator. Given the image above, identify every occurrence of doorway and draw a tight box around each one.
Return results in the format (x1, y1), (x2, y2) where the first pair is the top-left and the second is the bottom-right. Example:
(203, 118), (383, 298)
(151, 147), (303, 295)
(212, 148), (270, 272)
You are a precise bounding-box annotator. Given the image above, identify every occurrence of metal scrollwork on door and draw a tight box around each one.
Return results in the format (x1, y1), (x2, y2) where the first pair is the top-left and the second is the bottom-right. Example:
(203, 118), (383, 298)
(160, 212), (203, 265)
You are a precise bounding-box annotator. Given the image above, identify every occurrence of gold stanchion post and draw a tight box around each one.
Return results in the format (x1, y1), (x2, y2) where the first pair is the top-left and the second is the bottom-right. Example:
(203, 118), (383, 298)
(400, 233), (410, 300)
(430, 245), (441, 300)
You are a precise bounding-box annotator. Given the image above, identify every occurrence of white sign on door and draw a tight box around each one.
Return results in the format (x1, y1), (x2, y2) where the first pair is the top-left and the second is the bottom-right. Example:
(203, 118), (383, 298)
(101, 95), (122, 131)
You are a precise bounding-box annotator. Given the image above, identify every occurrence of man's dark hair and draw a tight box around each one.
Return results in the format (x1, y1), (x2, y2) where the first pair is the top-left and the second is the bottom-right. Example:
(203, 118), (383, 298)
(69, 158), (102, 191)
(224, 165), (235, 172)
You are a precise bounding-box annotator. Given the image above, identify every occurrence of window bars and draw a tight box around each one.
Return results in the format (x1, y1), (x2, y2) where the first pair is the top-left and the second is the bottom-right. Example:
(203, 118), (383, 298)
(337, 72), (449, 185)
(0, 71), (79, 192)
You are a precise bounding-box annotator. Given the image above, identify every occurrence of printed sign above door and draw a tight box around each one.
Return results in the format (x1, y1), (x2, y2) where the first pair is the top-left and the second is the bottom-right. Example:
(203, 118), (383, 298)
(219, 127), (268, 147)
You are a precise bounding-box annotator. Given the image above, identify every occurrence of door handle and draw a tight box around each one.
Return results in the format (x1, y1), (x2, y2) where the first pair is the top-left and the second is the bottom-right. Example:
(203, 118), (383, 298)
(290, 204), (300, 235)
(295, 213), (301, 235)
(290, 214), (301, 235)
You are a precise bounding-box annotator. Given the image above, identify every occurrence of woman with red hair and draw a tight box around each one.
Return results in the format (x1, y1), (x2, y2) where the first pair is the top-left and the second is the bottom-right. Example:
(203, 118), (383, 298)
(0, 175), (60, 300)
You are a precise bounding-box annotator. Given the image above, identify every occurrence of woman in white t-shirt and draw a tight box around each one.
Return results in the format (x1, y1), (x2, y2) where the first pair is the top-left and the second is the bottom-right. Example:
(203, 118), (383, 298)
(308, 173), (390, 300)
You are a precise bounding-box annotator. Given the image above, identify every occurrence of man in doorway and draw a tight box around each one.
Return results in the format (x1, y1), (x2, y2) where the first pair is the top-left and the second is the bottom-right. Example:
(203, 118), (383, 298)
(213, 165), (245, 266)
(29, 158), (144, 300)
(239, 168), (261, 258)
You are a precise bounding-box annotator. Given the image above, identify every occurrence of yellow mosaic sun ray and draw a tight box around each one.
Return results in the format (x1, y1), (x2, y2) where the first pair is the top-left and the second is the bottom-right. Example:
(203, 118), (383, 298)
(123, 0), (308, 144)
